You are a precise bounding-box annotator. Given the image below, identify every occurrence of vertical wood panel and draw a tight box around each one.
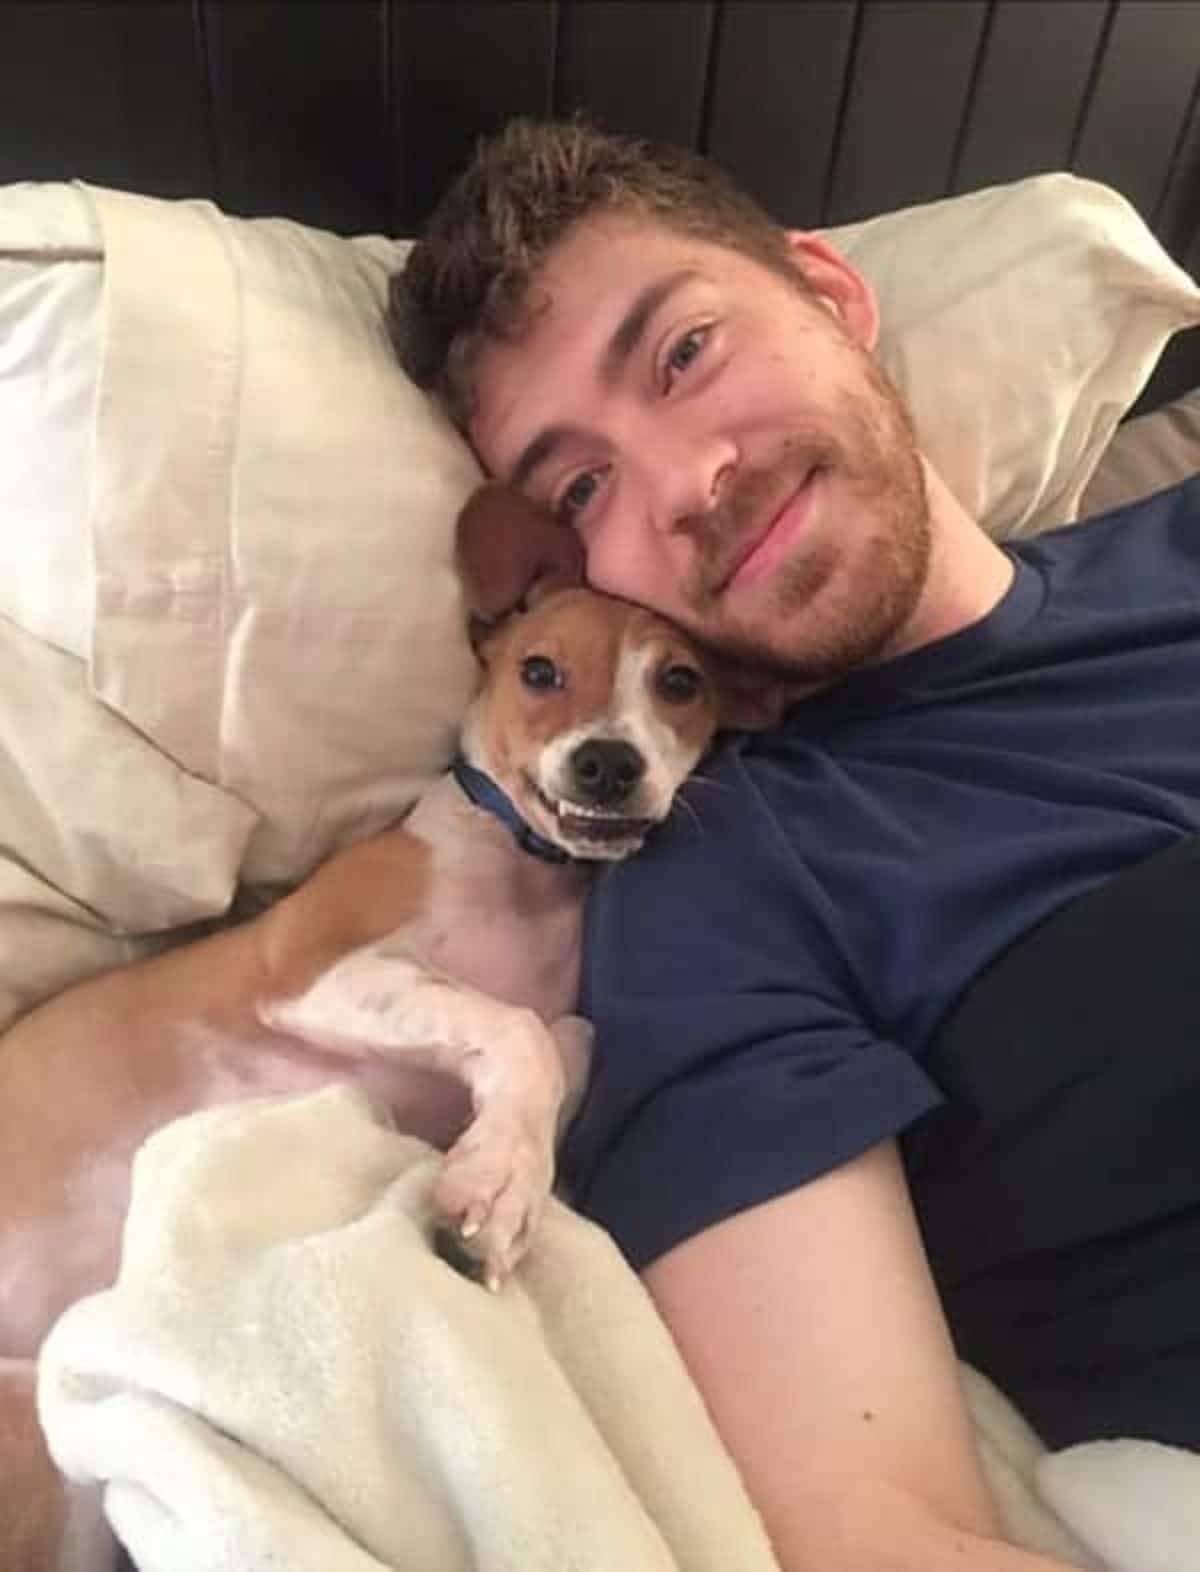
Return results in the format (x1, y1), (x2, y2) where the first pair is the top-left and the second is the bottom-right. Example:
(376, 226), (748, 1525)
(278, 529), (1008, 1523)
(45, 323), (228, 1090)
(391, 0), (556, 232)
(554, 0), (713, 148)
(202, 0), (390, 233)
(1072, 0), (1200, 219)
(123, 1), (213, 198)
(706, 0), (859, 227)
(1156, 84), (1200, 260)
(954, 0), (1107, 193)
(0, 0), (209, 195)
(827, 0), (988, 224)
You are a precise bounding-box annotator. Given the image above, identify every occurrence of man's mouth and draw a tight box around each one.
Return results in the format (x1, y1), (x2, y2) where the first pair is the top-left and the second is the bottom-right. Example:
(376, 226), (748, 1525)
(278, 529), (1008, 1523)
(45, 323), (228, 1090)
(529, 780), (653, 847)
(715, 468), (821, 593)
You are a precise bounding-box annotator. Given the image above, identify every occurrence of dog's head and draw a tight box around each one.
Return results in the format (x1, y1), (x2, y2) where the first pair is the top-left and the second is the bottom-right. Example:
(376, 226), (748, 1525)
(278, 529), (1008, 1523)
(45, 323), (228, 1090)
(456, 484), (724, 862)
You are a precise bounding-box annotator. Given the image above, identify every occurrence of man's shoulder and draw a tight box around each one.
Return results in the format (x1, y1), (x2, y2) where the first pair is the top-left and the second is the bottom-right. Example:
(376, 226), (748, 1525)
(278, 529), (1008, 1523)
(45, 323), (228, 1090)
(1023, 471), (1200, 581)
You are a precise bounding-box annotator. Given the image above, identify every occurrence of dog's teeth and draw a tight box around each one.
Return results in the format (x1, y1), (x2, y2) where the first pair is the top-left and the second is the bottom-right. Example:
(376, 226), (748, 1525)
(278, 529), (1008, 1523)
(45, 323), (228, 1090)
(556, 800), (618, 821)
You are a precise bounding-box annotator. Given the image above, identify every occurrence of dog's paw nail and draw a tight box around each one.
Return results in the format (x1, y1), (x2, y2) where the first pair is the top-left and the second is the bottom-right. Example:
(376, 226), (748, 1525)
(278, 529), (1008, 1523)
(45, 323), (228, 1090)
(460, 1217), (482, 1240)
(432, 1225), (485, 1284)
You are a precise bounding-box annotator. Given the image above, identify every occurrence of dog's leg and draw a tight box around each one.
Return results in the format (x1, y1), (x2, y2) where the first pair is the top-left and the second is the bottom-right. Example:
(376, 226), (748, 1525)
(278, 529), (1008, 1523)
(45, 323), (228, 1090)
(260, 945), (569, 1286)
(0, 1357), (66, 1571)
(549, 1013), (594, 1132)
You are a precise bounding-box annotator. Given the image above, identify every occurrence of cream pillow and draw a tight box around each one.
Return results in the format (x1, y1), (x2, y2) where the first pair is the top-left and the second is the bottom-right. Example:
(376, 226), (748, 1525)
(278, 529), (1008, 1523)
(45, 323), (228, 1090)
(822, 173), (1200, 540)
(1, 182), (482, 897)
(0, 182), (101, 659)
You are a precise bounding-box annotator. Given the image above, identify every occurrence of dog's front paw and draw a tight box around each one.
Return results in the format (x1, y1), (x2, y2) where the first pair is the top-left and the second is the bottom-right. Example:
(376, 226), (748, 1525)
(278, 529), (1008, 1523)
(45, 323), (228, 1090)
(549, 1013), (594, 1129)
(431, 1115), (556, 1291)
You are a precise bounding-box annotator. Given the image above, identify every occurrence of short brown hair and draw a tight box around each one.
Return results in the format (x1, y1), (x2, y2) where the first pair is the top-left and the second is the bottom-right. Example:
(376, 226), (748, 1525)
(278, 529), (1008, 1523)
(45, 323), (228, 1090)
(390, 117), (800, 428)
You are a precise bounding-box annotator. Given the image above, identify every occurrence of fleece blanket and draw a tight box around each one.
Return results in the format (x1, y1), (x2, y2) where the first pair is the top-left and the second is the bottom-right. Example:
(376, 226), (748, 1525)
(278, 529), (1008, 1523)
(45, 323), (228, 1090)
(36, 1088), (1200, 1572)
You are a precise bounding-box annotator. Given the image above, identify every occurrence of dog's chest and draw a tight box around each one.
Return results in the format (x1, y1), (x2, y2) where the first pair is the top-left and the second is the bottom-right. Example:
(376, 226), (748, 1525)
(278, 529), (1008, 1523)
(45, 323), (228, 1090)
(400, 861), (585, 1022)
(408, 900), (583, 1020)
(395, 782), (590, 1020)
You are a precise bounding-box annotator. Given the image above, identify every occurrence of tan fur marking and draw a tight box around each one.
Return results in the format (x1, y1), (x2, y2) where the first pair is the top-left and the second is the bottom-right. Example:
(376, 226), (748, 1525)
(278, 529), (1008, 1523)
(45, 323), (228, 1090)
(256, 829), (434, 1000)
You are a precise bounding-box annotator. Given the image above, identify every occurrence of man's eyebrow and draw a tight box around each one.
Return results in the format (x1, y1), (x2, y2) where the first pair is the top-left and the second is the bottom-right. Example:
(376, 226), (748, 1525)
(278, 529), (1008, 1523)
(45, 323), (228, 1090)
(601, 268), (701, 383)
(510, 423), (584, 491)
(508, 270), (701, 489)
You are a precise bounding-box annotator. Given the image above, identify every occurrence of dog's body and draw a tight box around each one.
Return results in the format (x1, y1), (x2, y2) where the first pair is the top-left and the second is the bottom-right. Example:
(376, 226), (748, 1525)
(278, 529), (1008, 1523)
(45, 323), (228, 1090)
(1, 778), (587, 1360)
(1, 486), (724, 1369)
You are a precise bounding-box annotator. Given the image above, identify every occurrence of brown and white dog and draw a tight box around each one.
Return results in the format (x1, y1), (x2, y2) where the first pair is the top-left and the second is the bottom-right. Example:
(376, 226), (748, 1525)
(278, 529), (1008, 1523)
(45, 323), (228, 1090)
(0, 484), (727, 1375)
(1, 483), (739, 1566)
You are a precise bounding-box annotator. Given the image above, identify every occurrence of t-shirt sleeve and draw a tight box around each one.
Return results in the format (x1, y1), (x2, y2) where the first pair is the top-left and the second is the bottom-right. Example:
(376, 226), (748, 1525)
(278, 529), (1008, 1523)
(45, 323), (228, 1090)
(560, 770), (944, 1270)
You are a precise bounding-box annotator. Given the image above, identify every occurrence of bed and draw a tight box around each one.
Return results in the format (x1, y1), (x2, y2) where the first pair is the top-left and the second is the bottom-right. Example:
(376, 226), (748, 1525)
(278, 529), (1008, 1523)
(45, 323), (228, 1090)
(4, 4), (1200, 1570)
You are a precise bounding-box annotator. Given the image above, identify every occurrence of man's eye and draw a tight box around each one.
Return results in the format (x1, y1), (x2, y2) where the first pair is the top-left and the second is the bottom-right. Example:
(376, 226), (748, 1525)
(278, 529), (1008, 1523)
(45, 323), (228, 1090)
(521, 655), (564, 691)
(665, 326), (708, 384)
(557, 471), (600, 522)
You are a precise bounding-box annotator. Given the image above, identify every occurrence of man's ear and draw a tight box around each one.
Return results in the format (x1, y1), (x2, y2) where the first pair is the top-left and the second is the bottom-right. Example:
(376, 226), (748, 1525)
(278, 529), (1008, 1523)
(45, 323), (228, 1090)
(456, 483), (584, 627)
(782, 231), (880, 351)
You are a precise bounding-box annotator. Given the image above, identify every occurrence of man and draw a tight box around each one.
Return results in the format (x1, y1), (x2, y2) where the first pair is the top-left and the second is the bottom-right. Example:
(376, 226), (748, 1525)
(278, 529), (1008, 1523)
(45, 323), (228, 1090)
(393, 119), (1200, 1572)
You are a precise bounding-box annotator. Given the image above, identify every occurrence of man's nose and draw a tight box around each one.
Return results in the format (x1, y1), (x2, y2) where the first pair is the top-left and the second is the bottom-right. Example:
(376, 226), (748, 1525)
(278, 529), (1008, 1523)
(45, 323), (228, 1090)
(645, 428), (737, 539)
(580, 420), (737, 600)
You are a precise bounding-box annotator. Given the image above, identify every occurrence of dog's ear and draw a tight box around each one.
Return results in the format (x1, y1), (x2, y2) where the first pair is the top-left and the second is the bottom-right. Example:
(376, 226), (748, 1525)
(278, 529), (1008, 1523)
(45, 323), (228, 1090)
(456, 484), (584, 633)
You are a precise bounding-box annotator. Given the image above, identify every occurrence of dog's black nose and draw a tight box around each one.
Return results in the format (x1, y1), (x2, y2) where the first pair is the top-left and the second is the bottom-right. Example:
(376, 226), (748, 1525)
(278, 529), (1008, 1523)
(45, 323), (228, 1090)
(570, 739), (645, 806)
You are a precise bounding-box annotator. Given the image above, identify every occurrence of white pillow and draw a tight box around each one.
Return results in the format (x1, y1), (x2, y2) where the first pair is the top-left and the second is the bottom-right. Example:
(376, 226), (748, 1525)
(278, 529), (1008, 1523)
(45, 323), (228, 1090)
(822, 173), (1200, 540)
(1, 182), (482, 894)
(0, 182), (101, 658)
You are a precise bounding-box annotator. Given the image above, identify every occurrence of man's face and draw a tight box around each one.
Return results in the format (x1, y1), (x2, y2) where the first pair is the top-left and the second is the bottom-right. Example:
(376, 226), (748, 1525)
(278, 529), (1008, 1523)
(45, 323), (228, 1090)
(468, 216), (931, 684)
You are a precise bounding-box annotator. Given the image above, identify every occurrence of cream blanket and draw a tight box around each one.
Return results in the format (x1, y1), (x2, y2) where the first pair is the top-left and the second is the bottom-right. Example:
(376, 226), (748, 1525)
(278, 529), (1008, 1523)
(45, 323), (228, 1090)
(38, 1087), (782, 1572)
(37, 1088), (1200, 1572)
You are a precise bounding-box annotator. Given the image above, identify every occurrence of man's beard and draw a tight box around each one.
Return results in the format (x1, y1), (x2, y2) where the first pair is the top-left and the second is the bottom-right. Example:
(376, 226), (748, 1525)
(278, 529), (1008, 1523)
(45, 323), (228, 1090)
(678, 352), (931, 686)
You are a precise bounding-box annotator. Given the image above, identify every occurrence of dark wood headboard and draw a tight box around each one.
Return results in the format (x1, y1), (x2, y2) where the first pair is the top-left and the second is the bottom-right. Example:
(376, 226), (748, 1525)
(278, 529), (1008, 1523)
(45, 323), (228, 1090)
(5, 0), (1200, 402)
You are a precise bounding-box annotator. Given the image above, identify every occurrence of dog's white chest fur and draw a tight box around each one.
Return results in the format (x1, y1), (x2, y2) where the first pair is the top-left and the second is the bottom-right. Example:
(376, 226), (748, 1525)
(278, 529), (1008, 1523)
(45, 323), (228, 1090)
(387, 775), (589, 1020)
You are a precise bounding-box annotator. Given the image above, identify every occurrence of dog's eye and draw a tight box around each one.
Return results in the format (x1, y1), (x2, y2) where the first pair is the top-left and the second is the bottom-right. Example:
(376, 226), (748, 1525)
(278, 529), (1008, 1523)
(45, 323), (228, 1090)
(656, 663), (703, 704)
(521, 655), (564, 691)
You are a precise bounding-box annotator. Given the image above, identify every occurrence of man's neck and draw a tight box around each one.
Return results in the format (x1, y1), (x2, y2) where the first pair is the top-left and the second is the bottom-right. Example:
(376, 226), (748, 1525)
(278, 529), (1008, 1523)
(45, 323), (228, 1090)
(883, 459), (1015, 662)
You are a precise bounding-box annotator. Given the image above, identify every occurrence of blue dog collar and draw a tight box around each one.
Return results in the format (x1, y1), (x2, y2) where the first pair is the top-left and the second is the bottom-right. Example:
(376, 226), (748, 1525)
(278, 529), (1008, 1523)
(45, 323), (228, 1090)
(451, 755), (571, 865)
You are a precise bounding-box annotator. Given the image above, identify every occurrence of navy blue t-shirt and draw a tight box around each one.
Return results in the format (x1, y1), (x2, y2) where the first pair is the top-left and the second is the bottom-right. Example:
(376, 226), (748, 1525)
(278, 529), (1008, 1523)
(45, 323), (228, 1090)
(562, 475), (1200, 1445)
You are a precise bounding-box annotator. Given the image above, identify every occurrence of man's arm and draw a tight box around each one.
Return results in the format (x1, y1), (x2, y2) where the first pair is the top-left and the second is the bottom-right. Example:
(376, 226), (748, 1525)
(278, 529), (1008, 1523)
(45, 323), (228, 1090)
(644, 1139), (1082, 1572)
